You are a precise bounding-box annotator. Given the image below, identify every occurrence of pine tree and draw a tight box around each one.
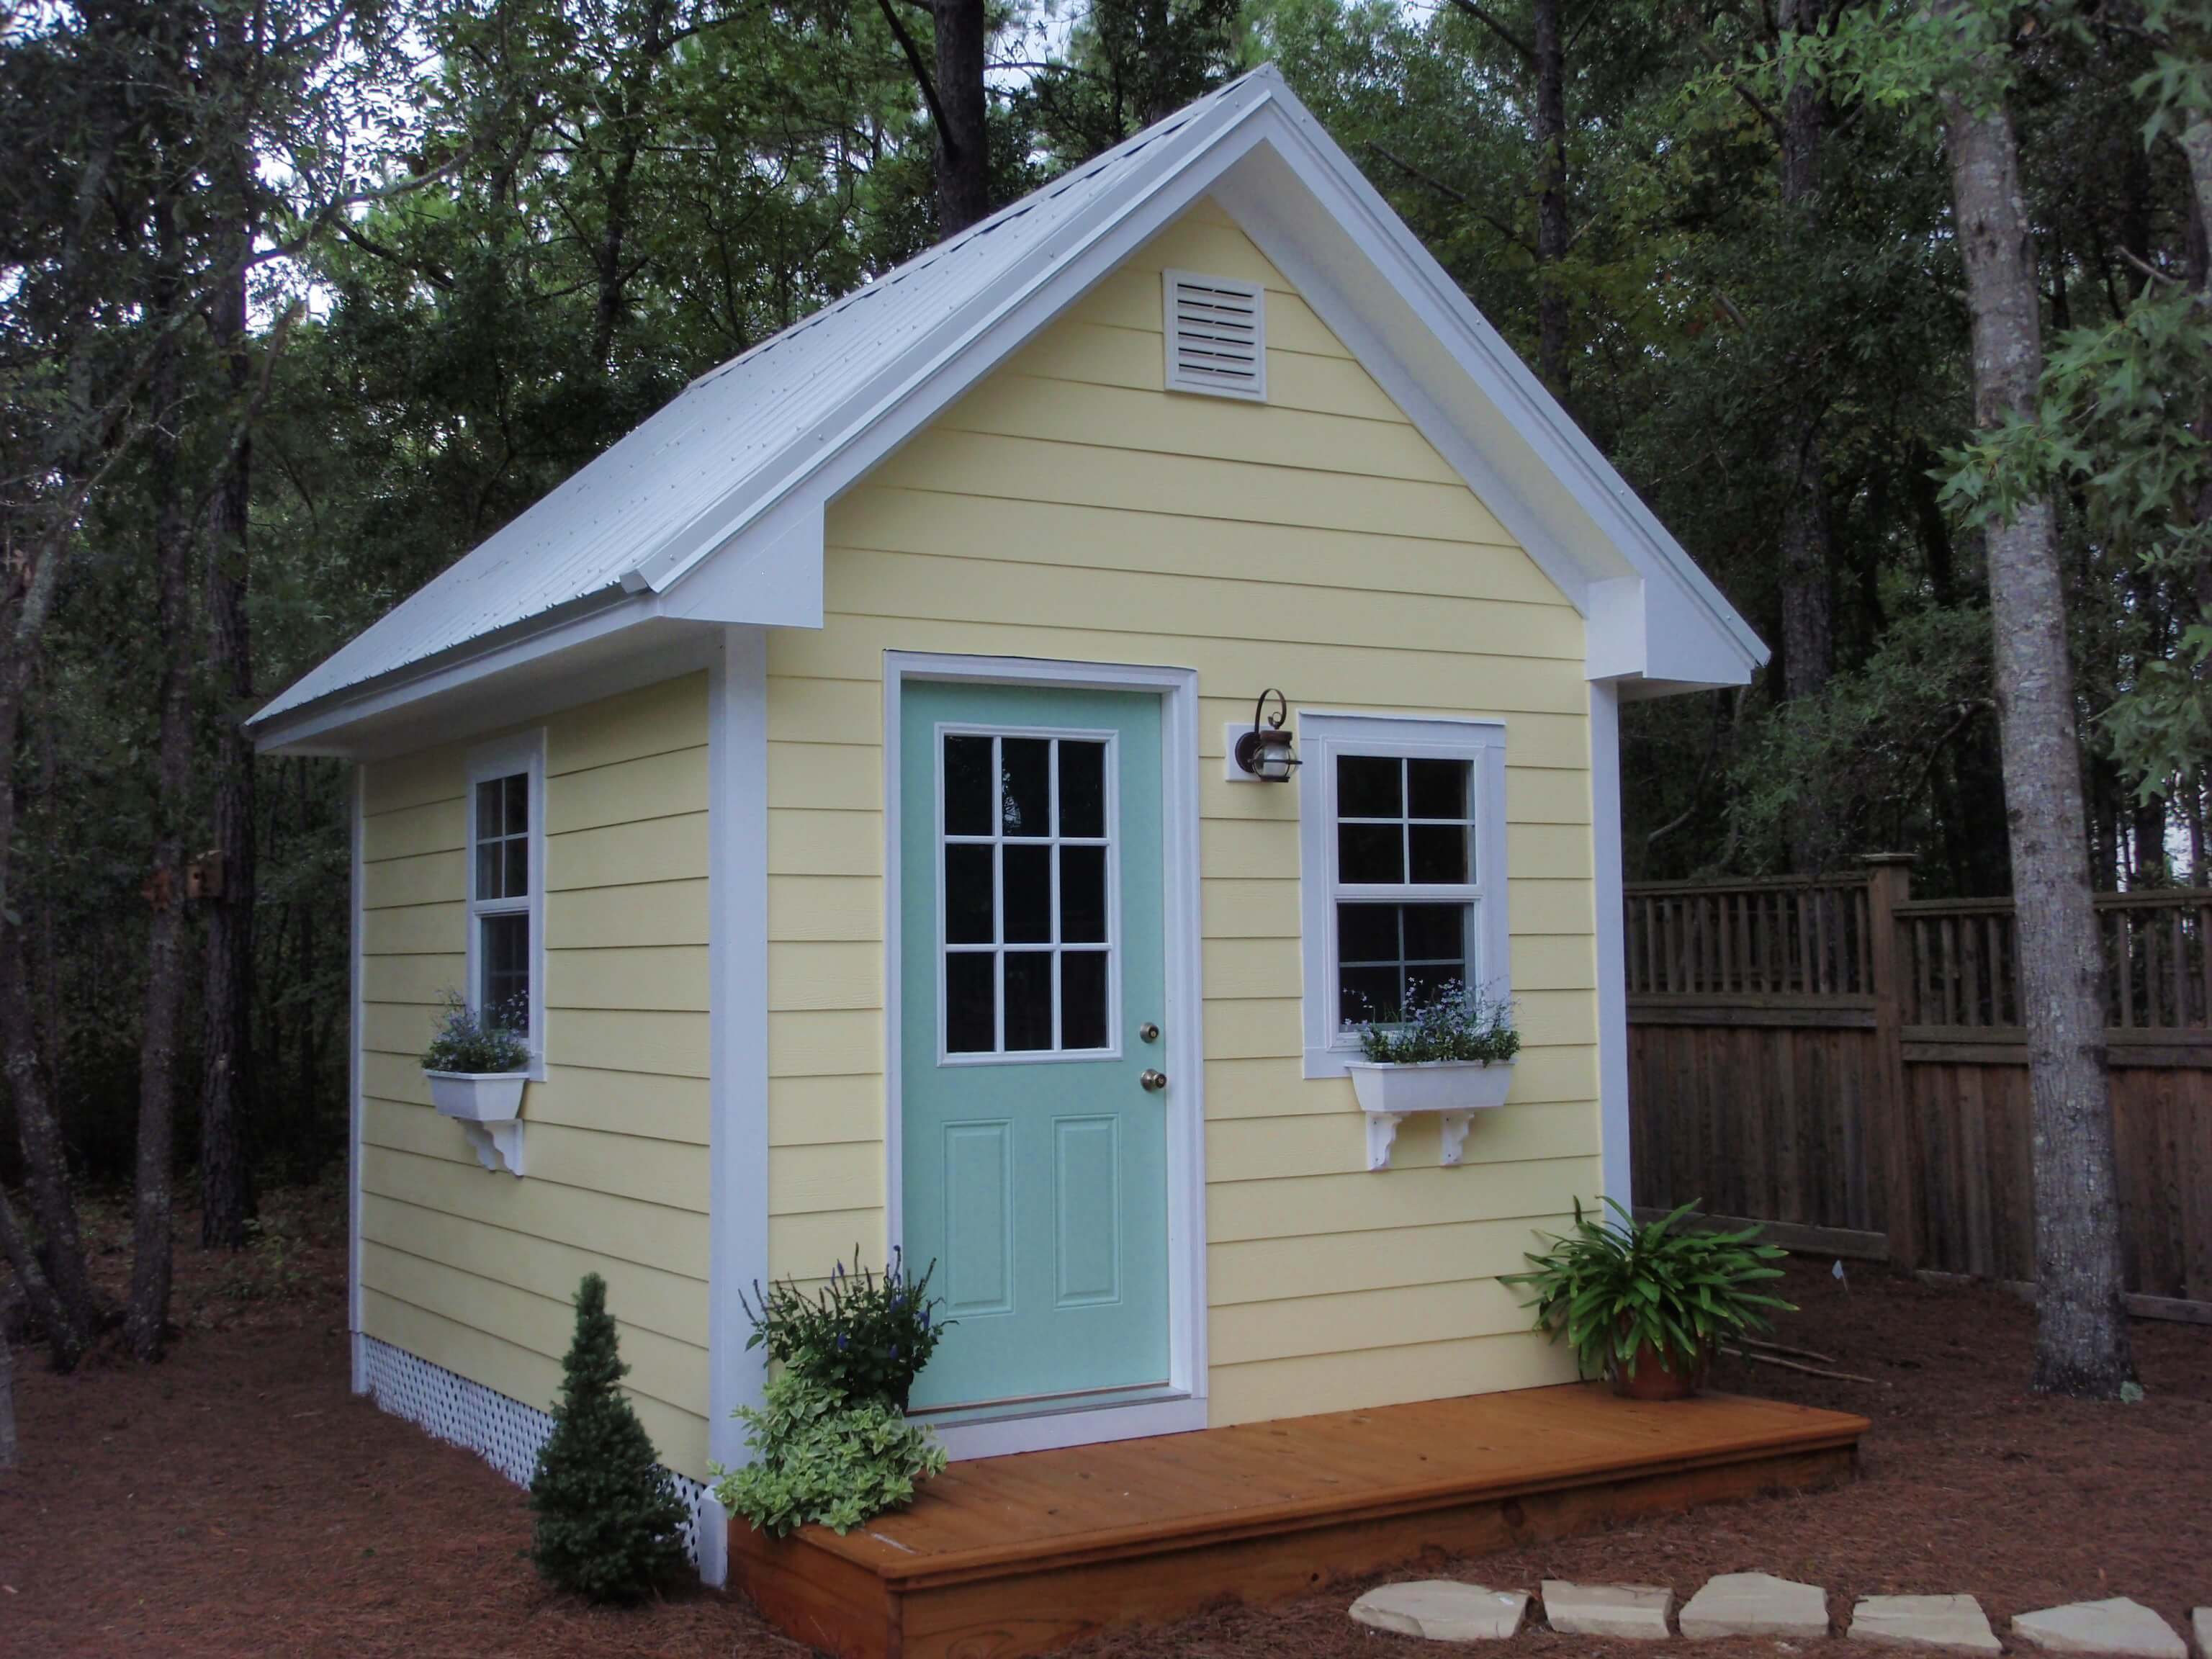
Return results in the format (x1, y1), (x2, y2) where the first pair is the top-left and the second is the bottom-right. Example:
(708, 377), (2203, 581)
(529, 1274), (688, 1601)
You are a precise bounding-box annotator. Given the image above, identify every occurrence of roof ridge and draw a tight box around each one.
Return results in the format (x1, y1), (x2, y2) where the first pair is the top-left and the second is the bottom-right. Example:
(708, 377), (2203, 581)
(680, 68), (1272, 398)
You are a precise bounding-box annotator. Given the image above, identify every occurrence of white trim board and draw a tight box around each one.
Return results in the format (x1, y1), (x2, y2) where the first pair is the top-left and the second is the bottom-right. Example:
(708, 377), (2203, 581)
(1590, 680), (1631, 1206)
(882, 651), (1209, 1456)
(349, 766), (367, 1394)
(701, 625), (770, 1588)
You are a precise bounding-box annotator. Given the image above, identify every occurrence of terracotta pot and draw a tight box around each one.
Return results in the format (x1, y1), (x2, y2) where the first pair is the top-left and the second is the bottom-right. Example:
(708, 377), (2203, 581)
(1609, 1336), (1708, 1401)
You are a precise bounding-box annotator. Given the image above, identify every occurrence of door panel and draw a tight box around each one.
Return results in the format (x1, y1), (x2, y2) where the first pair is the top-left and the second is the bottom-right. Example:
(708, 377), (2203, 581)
(899, 679), (1170, 1413)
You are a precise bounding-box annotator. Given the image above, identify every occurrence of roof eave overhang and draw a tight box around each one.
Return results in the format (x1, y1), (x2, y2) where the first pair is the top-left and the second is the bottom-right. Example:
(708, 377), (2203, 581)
(254, 68), (1766, 754)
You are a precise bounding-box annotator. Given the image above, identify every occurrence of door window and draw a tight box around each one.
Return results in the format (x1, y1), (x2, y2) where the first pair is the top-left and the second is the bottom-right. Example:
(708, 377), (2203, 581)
(939, 730), (1117, 1058)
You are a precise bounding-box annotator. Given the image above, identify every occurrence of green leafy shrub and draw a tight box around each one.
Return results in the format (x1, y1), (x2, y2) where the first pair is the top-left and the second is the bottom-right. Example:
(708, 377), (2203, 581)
(740, 1246), (949, 1408)
(529, 1274), (689, 1601)
(421, 989), (530, 1073)
(1344, 979), (1519, 1066)
(1501, 1198), (1793, 1381)
(712, 1371), (948, 1538)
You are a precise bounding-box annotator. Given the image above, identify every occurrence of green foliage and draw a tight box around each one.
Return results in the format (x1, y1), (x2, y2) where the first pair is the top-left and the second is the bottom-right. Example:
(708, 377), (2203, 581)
(740, 1246), (949, 1408)
(421, 990), (531, 1074)
(1502, 1198), (1794, 1380)
(1344, 980), (1520, 1066)
(712, 1370), (949, 1539)
(529, 1274), (690, 1602)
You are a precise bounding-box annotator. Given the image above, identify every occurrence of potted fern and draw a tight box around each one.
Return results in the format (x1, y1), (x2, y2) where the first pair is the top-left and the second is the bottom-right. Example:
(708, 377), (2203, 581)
(422, 991), (531, 1124)
(1502, 1198), (1793, 1400)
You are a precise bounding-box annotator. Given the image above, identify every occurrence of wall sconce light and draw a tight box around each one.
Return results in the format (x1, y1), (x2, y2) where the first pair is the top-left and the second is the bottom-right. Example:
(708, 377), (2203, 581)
(1231, 688), (1300, 782)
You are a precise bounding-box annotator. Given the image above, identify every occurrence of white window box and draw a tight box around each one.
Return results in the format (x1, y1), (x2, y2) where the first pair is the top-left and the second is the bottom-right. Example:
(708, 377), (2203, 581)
(1346, 1058), (1514, 1171)
(425, 1070), (528, 1176)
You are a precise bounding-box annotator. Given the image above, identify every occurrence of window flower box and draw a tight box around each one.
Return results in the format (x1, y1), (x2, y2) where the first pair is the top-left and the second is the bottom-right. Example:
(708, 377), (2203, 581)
(426, 1069), (529, 1124)
(421, 993), (534, 1176)
(1346, 1058), (1514, 1169)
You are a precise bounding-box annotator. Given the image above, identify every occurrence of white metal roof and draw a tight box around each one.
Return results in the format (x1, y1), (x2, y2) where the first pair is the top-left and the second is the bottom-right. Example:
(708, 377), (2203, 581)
(254, 66), (1765, 747)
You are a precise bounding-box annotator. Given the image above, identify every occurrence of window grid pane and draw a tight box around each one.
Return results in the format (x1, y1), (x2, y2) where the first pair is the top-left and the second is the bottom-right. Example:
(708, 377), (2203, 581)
(942, 732), (1114, 1057)
(1333, 750), (1478, 1032)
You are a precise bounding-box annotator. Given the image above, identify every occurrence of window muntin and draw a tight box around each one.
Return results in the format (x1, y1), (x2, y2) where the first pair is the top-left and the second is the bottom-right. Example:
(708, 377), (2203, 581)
(938, 729), (1118, 1060)
(1298, 714), (1508, 1079)
(466, 732), (545, 1071)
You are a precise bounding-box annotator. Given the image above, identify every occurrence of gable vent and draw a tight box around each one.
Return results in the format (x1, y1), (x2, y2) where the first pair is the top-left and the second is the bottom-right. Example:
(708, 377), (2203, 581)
(1163, 270), (1266, 401)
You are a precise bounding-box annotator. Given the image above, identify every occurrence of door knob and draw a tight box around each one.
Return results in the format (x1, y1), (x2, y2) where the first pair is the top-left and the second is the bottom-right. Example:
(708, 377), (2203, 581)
(1140, 1069), (1168, 1093)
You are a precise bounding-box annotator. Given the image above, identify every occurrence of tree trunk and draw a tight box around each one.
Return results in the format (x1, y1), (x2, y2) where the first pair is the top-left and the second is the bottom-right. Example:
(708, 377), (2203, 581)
(1773, 0), (1833, 718)
(932, 0), (990, 235)
(1532, 0), (1569, 393)
(0, 609), (97, 1364)
(0, 1319), (14, 1470)
(125, 196), (194, 1364)
(1941, 61), (2134, 1397)
(199, 17), (259, 1250)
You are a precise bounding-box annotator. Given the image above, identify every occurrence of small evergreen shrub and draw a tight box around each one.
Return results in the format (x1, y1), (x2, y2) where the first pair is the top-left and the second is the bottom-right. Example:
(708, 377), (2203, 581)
(529, 1273), (688, 1601)
(740, 1246), (949, 1408)
(1343, 979), (1520, 1066)
(711, 1371), (948, 1538)
(421, 989), (530, 1073)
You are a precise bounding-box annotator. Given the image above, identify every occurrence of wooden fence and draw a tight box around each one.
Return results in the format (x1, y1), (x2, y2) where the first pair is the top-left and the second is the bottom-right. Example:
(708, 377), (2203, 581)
(1626, 860), (2212, 1314)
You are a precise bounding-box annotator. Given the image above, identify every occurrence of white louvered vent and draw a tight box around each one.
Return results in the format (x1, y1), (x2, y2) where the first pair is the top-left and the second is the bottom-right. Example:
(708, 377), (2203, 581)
(1163, 270), (1266, 401)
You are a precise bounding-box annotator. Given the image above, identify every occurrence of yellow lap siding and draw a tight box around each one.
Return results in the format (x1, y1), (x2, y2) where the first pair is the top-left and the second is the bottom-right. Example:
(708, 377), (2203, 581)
(356, 673), (713, 1479)
(763, 199), (1604, 1424)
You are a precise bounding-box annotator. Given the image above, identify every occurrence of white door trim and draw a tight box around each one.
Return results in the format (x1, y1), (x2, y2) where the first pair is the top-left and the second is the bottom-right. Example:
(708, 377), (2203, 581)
(884, 650), (1208, 1462)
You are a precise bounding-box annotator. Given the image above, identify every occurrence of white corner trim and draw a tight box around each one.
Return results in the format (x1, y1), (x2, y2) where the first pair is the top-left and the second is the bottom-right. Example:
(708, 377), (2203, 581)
(1295, 711), (1511, 1081)
(1590, 680), (1632, 1207)
(464, 728), (548, 1083)
(701, 625), (770, 1588)
(882, 651), (1209, 1425)
(349, 766), (367, 1394)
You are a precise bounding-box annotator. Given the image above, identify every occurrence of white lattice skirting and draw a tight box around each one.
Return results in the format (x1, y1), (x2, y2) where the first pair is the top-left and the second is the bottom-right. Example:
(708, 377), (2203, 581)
(359, 1334), (711, 1567)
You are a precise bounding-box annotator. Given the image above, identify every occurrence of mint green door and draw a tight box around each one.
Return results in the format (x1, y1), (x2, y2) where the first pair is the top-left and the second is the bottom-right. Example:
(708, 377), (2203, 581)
(899, 680), (1171, 1414)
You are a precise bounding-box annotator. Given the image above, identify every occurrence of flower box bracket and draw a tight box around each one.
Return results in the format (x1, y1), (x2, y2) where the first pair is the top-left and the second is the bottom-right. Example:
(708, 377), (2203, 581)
(1344, 1059), (1514, 1171)
(425, 1070), (529, 1177)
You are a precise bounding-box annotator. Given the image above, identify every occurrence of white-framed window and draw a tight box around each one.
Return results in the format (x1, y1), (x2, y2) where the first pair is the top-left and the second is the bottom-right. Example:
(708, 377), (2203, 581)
(935, 724), (1121, 1064)
(1297, 712), (1509, 1079)
(467, 730), (547, 1078)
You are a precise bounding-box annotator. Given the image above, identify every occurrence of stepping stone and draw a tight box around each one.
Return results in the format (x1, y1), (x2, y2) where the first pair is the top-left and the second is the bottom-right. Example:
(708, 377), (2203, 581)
(2013, 1599), (2188, 1659)
(2193, 1610), (2211, 1659)
(1544, 1581), (1673, 1640)
(1679, 1573), (1830, 1640)
(1351, 1581), (1530, 1642)
(1848, 1595), (2002, 1653)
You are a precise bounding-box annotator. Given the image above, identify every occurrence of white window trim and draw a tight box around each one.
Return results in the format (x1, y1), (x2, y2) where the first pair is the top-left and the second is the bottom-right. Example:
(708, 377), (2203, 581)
(465, 729), (547, 1082)
(1297, 711), (1509, 1080)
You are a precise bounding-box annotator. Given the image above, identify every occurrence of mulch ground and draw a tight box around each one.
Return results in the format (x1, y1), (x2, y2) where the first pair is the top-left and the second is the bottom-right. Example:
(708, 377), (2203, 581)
(3, 1187), (2207, 1658)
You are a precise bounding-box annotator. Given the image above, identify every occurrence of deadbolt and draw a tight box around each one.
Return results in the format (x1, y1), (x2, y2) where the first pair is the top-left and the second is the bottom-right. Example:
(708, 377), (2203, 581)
(1140, 1069), (1168, 1092)
(1138, 1022), (1161, 1043)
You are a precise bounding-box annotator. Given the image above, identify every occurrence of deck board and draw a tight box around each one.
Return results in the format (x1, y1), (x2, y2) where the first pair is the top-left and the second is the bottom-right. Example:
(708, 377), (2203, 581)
(729, 1382), (1866, 1658)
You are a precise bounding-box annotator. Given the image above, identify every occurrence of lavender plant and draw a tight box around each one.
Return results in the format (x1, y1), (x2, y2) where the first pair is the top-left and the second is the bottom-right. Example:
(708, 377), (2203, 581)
(1344, 979), (1519, 1066)
(421, 990), (531, 1073)
(740, 1246), (950, 1410)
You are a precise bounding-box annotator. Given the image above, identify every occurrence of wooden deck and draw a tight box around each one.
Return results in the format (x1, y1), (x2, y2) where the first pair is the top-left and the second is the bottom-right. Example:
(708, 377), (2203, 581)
(728, 1382), (1868, 1658)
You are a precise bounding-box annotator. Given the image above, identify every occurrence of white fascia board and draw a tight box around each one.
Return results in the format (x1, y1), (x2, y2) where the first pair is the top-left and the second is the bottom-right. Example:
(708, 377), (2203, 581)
(631, 83), (1280, 603)
(251, 598), (720, 759)
(1212, 110), (1766, 690)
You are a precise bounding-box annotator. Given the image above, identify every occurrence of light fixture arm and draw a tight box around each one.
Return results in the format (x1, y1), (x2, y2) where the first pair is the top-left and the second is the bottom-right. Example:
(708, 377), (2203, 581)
(1233, 688), (1300, 781)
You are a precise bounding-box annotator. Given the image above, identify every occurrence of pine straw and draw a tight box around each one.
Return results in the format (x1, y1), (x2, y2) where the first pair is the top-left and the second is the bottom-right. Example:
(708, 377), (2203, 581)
(4, 1195), (2206, 1658)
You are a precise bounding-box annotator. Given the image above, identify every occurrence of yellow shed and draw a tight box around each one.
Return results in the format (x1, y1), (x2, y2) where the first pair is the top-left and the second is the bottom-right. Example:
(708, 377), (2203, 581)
(251, 67), (1765, 1585)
